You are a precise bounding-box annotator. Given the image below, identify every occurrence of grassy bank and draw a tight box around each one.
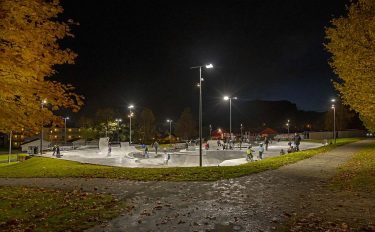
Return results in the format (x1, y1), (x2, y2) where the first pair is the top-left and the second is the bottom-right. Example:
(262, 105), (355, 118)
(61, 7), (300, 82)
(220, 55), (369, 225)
(0, 186), (126, 232)
(0, 138), (360, 181)
(332, 141), (375, 192)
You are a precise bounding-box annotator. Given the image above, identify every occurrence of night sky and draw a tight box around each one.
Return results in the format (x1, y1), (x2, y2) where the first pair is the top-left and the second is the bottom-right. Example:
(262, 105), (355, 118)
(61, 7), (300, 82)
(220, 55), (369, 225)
(57, 0), (349, 122)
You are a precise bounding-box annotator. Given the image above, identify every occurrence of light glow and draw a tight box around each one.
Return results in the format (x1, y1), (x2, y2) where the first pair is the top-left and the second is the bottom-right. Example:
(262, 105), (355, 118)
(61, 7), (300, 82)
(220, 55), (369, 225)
(205, 64), (213, 69)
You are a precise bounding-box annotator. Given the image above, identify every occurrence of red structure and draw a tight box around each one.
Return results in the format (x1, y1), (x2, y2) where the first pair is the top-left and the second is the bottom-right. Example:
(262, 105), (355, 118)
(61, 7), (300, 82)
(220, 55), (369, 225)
(260, 128), (278, 137)
(211, 128), (226, 139)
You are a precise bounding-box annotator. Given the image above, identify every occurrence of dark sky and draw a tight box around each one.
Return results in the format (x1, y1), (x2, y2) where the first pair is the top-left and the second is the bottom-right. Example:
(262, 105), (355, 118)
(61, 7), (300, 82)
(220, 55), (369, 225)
(57, 0), (349, 121)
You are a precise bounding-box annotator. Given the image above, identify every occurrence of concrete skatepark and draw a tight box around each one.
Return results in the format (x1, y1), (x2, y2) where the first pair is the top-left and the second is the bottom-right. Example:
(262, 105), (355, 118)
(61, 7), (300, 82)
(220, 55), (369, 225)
(45, 138), (324, 168)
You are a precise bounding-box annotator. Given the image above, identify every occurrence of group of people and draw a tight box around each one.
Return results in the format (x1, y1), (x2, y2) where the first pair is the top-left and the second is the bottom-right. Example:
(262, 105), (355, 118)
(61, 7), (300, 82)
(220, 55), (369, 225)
(246, 133), (302, 161)
(216, 139), (236, 150)
(245, 143), (265, 162)
(141, 141), (171, 165)
(52, 145), (62, 158)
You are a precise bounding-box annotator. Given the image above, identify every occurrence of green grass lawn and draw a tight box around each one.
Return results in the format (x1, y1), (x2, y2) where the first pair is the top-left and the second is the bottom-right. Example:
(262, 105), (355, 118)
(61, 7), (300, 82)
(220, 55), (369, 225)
(0, 138), (360, 181)
(0, 154), (28, 162)
(0, 186), (126, 232)
(0, 154), (17, 162)
(332, 141), (375, 192)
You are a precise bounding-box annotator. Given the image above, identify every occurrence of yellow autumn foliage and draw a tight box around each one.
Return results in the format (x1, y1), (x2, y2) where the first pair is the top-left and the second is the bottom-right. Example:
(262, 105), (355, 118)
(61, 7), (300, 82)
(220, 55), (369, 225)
(325, 0), (375, 131)
(0, 0), (84, 133)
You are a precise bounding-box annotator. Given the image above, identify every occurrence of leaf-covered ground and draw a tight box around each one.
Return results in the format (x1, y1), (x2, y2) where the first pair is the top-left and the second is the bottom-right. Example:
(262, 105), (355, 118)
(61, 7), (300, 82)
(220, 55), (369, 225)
(332, 142), (375, 192)
(282, 140), (375, 232)
(0, 138), (359, 181)
(0, 186), (126, 232)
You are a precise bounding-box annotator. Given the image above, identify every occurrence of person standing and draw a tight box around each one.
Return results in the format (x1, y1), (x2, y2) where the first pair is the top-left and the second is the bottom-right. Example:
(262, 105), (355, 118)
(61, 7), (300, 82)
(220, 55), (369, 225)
(52, 145), (56, 156)
(56, 145), (61, 158)
(264, 137), (270, 151)
(294, 133), (301, 151)
(164, 149), (170, 165)
(153, 141), (159, 154)
(246, 145), (254, 162)
(108, 143), (112, 156)
(258, 143), (264, 160)
(144, 145), (149, 158)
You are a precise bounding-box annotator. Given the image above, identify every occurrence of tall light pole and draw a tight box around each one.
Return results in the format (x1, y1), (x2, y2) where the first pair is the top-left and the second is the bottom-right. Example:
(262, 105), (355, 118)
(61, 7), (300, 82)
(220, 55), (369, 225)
(128, 105), (134, 144)
(209, 124), (212, 139)
(331, 99), (336, 144)
(40, 99), (47, 155)
(191, 63), (213, 167)
(63, 116), (70, 145)
(240, 123), (243, 140)
(115, 118), (122, 143)
(166, 119), (172, 143)
(286, 119), (290, 141)
(223, 96), (237, 140)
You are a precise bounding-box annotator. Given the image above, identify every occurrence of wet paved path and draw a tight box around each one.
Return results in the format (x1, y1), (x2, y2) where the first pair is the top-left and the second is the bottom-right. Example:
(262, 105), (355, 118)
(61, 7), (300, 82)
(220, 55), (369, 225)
(0, 140), (372, 231)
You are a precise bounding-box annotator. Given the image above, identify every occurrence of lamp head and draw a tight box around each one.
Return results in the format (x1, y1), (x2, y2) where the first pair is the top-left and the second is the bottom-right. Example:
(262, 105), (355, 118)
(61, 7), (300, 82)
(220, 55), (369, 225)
(205, 64), (213, 69)
(223, 96), (229, 101)
(128, 105), (134, 109)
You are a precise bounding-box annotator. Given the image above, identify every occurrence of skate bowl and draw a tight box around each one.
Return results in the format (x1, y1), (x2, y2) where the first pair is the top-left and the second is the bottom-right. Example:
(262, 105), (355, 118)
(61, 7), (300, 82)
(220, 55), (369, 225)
(167, 150), (246, 167)
(49, 141), (324, 168)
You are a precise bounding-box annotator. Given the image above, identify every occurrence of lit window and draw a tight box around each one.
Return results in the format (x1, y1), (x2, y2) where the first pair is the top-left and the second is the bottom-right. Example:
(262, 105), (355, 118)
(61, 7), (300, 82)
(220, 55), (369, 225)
(68, 129), (72, 132)
(68, 136), (72, 139)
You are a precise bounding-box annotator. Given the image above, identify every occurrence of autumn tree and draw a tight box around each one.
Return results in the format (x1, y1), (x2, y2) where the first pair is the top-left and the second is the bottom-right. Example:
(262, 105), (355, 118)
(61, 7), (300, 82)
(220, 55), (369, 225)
(325, 0), (375, 131)
(175, 108), (197, 140)
(0, 0), (83, 134)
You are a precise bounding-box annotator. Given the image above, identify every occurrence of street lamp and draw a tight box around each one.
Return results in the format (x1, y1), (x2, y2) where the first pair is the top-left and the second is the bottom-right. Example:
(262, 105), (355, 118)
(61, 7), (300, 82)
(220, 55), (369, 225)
(115, 118), (122, 143)
(286, 119), (290, 141)
(63, 116), (70, 145)
(166, 119), (173, 143)
(331, 99), (336, 144)
(191, 63), (214, 167)
(223, 96), (237, 140)
(128, 105), (134, 144)
(40, 99), (47, 155)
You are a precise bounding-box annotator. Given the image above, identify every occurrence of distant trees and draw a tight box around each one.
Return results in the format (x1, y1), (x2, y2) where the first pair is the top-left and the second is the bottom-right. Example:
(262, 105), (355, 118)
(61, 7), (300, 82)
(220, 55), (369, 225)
(136, 108), (156, 143)
(324, 103), (356, 131)
(325, 0), (375, 131)
(175, 108), (197, 140)
(0, 0), (84, 133)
